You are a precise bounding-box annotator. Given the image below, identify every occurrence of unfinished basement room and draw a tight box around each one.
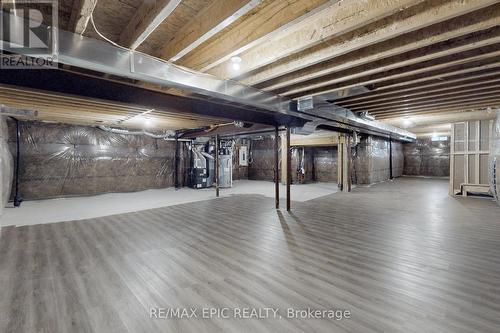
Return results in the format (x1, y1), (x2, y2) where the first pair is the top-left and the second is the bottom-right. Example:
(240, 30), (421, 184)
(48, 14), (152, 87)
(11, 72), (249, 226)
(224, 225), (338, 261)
(1, 0), (500, 332)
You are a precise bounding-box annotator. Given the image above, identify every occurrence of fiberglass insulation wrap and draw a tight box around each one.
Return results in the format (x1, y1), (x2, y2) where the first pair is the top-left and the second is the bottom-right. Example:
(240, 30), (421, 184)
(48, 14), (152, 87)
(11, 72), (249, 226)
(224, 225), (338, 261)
(7, 120), (188, 200)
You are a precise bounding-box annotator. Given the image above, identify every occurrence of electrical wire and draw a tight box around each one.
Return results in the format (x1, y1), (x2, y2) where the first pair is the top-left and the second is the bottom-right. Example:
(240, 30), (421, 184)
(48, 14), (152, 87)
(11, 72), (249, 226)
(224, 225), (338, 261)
(90, 13), (130, 51)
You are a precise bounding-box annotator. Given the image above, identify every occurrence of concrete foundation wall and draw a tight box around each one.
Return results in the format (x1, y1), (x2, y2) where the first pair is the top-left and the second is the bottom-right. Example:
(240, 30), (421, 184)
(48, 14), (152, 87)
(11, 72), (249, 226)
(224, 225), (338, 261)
(403, 138), (450, 177)
(7, 120), (189, 200)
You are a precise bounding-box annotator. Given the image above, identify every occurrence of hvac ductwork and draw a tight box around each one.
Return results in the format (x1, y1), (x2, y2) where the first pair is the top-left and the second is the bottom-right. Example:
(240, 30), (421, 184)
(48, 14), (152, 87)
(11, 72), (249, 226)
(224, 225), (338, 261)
(0, 10), (288, 114)
(0, 10), (415, 141)
(295, 106), (416, 142)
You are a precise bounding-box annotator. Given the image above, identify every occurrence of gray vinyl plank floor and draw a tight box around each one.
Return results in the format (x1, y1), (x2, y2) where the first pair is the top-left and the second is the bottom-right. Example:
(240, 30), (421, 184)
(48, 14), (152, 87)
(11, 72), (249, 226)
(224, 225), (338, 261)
(1, 177), (499, 332)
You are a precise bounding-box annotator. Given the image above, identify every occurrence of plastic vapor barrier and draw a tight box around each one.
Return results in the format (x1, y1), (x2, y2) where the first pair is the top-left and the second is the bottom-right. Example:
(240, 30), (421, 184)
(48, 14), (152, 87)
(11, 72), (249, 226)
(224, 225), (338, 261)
(353, 136), (391, 185)
(248, 137), (277, 181)
(490, 111), (500, 205)
(0, 116), (13, 218)
(313, 147), (338, 182)
(403, 138), (450, 177)
(7, 120), (188, 200)
(392, 141), (404, 178)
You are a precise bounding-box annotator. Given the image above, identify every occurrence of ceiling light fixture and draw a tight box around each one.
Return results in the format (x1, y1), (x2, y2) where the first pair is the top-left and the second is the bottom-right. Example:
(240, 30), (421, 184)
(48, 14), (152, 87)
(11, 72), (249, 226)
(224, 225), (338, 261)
(230, 56), (242, 71)
(402, 117), (413, 128)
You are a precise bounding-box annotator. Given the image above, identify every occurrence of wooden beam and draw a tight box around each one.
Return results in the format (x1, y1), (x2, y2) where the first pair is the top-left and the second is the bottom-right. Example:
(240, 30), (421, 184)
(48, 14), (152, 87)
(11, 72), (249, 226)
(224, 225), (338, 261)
(273, 28), (500, 96)
(119, 0), (182, 50)
(288, 54), (500, 99)
(334, 68), (500, 104)
(284, 45), (500, 97)
(248, 3), (500, 87)
(209, 0), (423, 79)
(373, 98), (500, 117)
(290, 134), (339, 147)
(160, 0), (261, 61)
(370, 59), (500, 92)
(377, 105), (495, 120)
(365, 91), (500, 115)
(68, 0), (97, 34)
(339, 76), (500, 108)
(352, 86), (500, 112)
(376, 102), (500, 119)
(176, 0), (338, 71)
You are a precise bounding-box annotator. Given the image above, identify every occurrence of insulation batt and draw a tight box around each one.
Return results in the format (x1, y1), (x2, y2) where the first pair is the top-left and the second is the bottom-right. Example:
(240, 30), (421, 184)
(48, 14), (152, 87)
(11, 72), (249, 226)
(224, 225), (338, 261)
(7, 120), (188, 200)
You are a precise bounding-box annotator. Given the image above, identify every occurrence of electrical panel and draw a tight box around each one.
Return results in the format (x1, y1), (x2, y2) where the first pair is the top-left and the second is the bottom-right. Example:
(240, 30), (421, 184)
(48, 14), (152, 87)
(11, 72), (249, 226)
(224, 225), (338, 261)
(239, 146), (248, 166)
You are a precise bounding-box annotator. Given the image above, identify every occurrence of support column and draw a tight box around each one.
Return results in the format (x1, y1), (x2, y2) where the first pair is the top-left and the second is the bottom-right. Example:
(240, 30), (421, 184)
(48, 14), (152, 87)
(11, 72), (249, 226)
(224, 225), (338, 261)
(215, 134), (219, 197)
(174, 131), (180, 189)
(274, 126), (280, 209)
(286, 127), (291, 211)
(343, 135), (352, 192)
(338, 133), (352, 192)
(389, 138), (393, 180)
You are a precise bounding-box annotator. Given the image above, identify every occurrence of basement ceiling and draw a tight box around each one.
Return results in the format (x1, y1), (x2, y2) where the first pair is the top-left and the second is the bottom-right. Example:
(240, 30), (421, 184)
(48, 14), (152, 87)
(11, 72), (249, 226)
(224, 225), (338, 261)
(5, 0), (500, 128)
(0, 84), (230, 130)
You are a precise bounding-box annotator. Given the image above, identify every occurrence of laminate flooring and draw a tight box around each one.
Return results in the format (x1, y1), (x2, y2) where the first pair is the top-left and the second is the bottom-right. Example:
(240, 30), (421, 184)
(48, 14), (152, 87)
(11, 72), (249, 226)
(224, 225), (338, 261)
(1, 177), (499, 332)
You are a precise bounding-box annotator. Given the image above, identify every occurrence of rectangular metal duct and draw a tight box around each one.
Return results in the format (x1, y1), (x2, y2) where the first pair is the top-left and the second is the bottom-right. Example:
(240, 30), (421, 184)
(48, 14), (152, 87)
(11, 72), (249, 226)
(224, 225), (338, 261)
(0, 10), (415, 141)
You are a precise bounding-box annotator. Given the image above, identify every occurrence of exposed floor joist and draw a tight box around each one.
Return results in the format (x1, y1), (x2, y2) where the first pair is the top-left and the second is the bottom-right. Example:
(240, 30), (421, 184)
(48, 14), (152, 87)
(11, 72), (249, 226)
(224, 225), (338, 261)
(287, 50), (500, 98)
(208, 0), (424, 79)
(119, 0), (182, 49)
(375, 100), (500, 119)
(348, 85), (500, 111)
(338, 77), (500, 108)
(231, 0), (498, 86)
(159, 0), (261, 61)
(253, 5), (500, 90)
(68, 0), (97, 34)
(273, 29), (500, 95)
(174, 0), (334, 71)
(0, 84), (227, 130)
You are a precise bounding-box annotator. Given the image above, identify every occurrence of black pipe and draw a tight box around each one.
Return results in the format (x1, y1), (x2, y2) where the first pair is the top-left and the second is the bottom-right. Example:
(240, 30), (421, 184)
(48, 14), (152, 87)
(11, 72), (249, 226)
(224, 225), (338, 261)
(389, 139), (393, 180)
(174, 131), (180, 189)
(11, 118), (23, 207)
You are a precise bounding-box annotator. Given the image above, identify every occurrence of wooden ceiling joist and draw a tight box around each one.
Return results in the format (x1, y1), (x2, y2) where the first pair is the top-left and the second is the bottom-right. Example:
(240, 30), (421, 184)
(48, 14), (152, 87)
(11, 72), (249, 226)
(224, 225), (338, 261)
(229, 0), (498, 86)
(287, 49), (500, 99)
(371, 97), (500, 116)
(338, 76), (500, 108)
(343, 82), (500, 110)
(208, 0), (424, 79)
(277, 37), (500, 96)
(160, 0), (261, 61)
(355, 88), (500, 113)
(68, 0), (97, 34)
(0, 85), (226, 130)
(376, 101), (500, 119)
(254, 5), (500, 91)
(119, 0), (182, 50)
(175, 0), (332, 71)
